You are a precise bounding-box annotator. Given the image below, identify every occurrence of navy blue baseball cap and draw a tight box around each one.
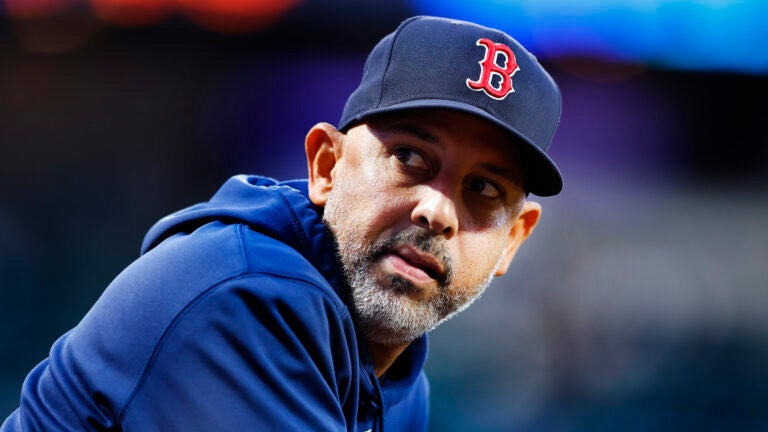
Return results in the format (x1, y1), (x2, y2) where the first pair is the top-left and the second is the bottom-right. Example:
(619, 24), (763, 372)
(339, 16), (563, 196)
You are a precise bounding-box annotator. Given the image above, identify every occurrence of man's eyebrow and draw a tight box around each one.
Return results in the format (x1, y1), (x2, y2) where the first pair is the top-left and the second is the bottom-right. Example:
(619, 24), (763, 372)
(380, 122), (439, 144)
(480, 162), (521, 182)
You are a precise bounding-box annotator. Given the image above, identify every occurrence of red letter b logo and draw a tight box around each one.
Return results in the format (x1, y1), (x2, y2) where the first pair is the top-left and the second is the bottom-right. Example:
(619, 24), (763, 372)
(466, 38), (519, 100)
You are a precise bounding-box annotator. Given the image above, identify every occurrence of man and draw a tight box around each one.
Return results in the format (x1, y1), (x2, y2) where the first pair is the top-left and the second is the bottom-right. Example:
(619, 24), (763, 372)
(2, 15), (562, 431)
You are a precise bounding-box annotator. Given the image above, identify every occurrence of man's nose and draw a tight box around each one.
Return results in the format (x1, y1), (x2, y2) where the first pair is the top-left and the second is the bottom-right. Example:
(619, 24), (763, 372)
(411, 186), (458, 239)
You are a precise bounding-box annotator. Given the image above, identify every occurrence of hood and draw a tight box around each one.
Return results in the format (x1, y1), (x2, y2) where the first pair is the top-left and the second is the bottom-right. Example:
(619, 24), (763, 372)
(140, 175), (343, 293)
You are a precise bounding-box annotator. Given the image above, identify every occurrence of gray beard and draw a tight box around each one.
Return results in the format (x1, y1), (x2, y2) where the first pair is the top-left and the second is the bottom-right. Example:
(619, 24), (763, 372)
(323, 201), (500, 346)
(347, 265), (494, 346)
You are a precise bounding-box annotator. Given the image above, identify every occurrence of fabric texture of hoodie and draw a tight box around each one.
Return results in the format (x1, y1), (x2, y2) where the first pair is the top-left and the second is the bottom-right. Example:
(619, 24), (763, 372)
(1, 175), (429, 432)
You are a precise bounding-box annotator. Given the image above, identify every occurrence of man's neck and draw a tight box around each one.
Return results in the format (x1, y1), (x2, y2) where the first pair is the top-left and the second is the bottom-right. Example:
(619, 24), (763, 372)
(368, 340), (411, 378)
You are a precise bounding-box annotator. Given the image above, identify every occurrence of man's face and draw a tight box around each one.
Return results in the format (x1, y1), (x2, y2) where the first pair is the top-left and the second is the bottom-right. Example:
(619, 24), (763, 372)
(318, 109), (538, 346)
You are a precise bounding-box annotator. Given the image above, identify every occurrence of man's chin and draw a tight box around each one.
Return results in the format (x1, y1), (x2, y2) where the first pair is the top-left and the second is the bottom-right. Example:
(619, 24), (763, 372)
(350, 281), (442, 346)
(356, 320), (430, 347)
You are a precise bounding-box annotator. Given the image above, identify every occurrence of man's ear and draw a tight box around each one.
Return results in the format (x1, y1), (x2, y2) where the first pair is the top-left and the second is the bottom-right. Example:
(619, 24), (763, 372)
(305, 122), (344, 206)
(494, 200), (542, 276)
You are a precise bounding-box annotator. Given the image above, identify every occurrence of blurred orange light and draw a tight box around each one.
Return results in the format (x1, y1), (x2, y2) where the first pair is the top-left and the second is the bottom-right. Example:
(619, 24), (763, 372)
(5, 0), (78, 19)
(90, 0), (175, 27)
(177, 0), (302, 34)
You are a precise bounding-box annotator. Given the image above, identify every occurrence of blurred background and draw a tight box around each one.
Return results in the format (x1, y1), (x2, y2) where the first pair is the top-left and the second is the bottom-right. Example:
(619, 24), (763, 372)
(1, 0), (766, 430)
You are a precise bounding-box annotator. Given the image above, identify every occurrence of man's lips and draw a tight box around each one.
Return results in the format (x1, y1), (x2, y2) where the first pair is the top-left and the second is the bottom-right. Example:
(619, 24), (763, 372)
(383, 245), (445, 283)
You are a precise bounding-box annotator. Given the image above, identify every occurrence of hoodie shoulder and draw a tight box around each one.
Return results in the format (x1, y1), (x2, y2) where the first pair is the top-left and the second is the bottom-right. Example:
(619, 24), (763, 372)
(142, 176), (299, 253)
(140, 174), (345, 298)
(8, 217), (356, 431)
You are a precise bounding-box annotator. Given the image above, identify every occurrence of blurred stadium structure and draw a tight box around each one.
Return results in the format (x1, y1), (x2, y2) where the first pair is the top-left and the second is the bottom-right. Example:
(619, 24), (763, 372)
(1, 1), (767, 431)
(2, 0), (767, 72)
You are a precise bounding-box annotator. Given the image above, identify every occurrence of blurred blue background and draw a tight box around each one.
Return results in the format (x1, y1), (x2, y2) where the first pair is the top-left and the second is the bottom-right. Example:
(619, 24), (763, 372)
(1, 1), (767, 430)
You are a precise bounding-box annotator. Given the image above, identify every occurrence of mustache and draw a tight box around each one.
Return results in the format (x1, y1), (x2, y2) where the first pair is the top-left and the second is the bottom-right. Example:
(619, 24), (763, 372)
(370, 227), (453, 287)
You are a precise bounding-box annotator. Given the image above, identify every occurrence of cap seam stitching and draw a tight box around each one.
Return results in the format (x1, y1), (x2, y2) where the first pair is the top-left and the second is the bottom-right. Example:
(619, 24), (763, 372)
(377, 17), (420, 109)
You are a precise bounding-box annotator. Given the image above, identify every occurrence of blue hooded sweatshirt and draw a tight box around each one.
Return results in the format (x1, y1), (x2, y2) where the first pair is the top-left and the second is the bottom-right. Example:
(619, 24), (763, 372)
(2, 175), (429, 432)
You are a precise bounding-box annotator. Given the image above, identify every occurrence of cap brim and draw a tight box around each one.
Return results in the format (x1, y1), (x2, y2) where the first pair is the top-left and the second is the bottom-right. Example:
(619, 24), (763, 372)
(340, 99), (563, 197)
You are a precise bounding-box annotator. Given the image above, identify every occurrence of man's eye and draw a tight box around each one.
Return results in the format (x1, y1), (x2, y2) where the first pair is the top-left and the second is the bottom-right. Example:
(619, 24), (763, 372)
(467, 178), (502, 199)
(394, 148), (428, 170)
